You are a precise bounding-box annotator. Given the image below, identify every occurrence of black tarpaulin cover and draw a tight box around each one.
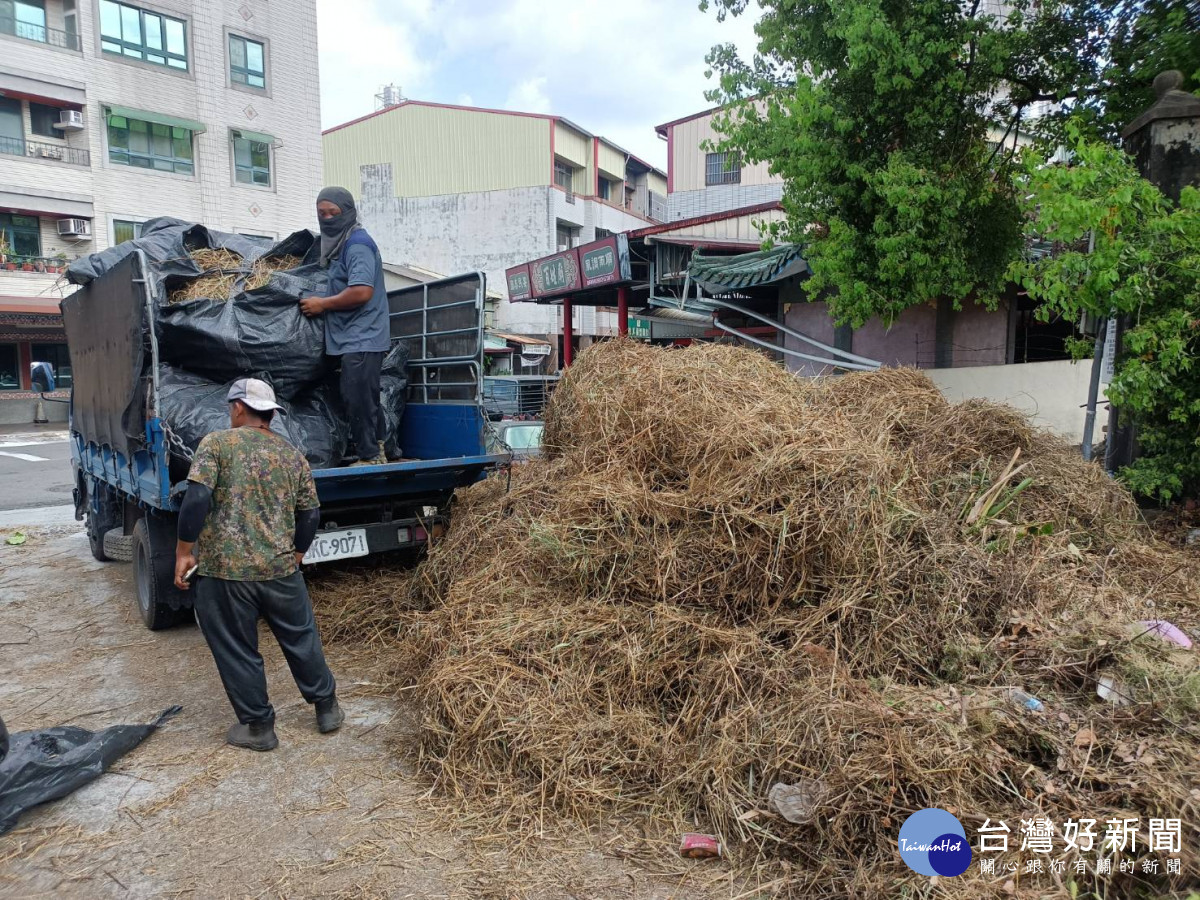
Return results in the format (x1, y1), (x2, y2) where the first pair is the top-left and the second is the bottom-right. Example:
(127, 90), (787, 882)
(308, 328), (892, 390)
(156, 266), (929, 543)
(64, 219), (411, 470)
(156, 367), (350, 470)
(0, 706), (181, 835)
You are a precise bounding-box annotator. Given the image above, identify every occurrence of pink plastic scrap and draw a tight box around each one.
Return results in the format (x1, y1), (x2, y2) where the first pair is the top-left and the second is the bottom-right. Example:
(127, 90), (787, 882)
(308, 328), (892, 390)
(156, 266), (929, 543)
(1136, 620), (1194, 650)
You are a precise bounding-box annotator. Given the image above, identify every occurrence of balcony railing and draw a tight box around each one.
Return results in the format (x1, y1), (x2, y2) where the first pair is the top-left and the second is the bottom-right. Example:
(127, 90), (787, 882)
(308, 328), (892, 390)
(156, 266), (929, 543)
(0, 135), (90, 167)
(0, 15), (82, 51)
(0, 255), (72, 275)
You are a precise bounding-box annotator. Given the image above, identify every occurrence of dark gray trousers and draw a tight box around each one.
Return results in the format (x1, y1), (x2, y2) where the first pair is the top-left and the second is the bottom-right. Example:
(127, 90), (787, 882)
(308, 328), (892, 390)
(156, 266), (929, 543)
(338, 351), (385, 462)
(194, 572), (336, 725)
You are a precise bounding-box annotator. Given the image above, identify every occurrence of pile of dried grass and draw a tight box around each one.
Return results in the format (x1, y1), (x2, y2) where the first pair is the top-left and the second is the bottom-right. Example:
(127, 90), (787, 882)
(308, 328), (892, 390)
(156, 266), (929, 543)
(166, 249), (301, 304)
(246, 254), (302, 292)
(320, 340), (1200, 898)
(168, 248), (246, 304)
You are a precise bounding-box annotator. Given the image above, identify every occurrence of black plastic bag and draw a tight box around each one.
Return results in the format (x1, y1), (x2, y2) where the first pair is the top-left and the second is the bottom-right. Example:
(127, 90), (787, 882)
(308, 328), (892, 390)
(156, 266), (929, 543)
(382, 341), (411, 378)
(0, 707), (181, 835)
(287, 382), (349, 469)
(380, 344), (410, 459)
(67, 219), (270, 285)
(157, 367), (346, 469)
(157, 367), (298, 453)
(155, 286), (330, 402)
(381, 375), (408, 459)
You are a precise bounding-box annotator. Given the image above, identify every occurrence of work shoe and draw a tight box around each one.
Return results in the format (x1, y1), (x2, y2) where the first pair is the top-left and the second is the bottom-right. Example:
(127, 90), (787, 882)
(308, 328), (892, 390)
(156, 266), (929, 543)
(226, 720), (278, 752)
(315, 697), (345, 733)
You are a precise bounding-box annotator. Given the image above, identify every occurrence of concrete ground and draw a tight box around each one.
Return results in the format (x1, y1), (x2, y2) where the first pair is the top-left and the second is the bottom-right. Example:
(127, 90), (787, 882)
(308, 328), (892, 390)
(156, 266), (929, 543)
(0, 508), (725, 900)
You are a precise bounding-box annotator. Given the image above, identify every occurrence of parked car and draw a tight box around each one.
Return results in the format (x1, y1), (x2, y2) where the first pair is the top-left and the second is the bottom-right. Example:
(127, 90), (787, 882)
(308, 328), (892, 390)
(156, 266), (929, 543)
(487, 419), (544, 461)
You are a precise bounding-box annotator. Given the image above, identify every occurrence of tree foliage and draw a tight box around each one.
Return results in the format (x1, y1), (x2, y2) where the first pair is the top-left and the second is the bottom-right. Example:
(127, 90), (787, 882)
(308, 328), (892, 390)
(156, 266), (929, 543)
(701, 0), (1196, 325)
(1011, 128), (1200, 501)
(1083, 0), (1200, 141)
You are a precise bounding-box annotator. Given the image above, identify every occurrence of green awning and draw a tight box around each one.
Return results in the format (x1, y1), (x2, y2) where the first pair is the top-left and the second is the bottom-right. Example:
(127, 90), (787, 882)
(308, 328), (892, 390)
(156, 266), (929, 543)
(231, 128), (276, 146)
(688, 244), (809, 292)
(104, 104), (207, 134)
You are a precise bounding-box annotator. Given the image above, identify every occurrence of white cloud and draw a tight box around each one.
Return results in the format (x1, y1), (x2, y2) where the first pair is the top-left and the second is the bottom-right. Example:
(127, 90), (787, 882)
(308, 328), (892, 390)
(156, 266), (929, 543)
(457, 93), (475, 107)
(318, 0), (764, 167)
(316, 0), (432, 126)
(504, 77), (551, 114)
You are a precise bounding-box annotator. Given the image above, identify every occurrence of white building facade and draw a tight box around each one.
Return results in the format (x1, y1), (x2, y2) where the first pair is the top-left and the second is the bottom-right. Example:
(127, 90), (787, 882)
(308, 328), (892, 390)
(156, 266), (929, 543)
(0, 0), (323, 409)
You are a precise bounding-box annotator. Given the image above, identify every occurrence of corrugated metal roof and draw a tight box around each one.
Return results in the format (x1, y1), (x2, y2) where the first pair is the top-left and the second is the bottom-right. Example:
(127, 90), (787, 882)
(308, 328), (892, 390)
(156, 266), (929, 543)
(491, 331), (553, 348)
(687, 245), (809, 291)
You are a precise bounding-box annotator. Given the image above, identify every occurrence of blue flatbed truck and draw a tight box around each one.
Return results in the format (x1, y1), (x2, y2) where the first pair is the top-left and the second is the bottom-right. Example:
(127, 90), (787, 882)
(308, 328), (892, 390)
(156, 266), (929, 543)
(62, 251), (507, 630)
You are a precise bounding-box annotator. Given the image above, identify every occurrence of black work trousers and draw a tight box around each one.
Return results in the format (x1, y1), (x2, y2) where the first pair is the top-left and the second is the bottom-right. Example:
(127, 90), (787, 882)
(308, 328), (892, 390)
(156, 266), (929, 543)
(194, 571), (336, 725)
(338, 350), (385, 462)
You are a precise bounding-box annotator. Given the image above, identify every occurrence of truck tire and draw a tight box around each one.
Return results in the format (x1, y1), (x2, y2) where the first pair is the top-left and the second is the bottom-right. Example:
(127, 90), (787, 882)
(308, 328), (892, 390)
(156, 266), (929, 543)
(102, 528), (134, 562)
(132, 518), (189, 630)
(85, 480), (122, 562)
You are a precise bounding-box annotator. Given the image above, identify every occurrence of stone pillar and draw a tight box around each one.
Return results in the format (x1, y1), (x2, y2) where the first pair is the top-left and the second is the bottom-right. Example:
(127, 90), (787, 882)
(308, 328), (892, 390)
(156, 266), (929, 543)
(1108, 71), (1200, 472)
(1122, 71), (1200, 203)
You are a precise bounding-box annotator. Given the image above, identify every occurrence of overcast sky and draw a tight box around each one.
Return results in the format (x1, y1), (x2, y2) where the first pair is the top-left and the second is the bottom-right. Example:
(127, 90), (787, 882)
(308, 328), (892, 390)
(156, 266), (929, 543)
(316, 0), (762, 170)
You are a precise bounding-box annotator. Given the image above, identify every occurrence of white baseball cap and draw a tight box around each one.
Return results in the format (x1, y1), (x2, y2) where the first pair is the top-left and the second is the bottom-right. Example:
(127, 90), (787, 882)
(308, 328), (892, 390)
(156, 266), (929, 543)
(227, 377), (284, 412)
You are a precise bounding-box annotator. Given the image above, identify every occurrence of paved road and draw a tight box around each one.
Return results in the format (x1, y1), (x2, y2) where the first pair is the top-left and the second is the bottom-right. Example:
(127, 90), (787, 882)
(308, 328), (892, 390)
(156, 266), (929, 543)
(0, 430), (75, 510)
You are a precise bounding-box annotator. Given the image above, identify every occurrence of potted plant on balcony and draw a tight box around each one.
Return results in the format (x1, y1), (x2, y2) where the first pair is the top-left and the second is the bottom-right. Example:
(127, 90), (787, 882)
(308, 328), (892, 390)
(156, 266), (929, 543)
(52, 252), (68, 275)
(20, 258), (35, 272)
(0, 233), (9, 268)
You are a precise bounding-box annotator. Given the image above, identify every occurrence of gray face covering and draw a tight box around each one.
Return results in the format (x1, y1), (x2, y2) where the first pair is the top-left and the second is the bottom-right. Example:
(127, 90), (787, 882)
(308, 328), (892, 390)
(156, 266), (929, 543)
(316, 186), (360, 267)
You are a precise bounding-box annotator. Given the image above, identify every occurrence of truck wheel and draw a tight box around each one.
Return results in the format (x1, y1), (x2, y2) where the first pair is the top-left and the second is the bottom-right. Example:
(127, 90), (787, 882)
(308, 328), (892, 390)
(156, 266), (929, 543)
(102, 528), (134, 562)
(86, 481), (121, 562)
(132, 518), (187, 630)
(87, 514), (111, 561)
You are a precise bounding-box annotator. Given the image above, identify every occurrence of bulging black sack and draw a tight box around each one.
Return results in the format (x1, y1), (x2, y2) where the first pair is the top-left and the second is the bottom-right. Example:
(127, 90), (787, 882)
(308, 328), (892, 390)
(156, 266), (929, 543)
(157, 367), (346, 470)
(156, 290), (331, 402)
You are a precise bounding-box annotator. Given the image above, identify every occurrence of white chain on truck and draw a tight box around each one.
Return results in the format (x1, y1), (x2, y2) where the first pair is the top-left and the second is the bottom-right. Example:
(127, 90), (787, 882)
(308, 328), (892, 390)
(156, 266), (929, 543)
(163, 424), (195, 462)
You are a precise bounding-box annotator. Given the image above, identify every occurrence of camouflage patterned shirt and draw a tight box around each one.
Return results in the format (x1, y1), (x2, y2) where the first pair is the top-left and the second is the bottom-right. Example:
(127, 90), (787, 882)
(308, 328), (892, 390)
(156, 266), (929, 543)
(188, 427), (320, 581)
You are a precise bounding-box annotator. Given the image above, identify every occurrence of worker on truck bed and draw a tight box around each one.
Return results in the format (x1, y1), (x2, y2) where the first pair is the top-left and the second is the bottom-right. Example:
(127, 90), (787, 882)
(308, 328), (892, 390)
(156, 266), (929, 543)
(174, 378), (343, 752)
(299, 186), (390, 466)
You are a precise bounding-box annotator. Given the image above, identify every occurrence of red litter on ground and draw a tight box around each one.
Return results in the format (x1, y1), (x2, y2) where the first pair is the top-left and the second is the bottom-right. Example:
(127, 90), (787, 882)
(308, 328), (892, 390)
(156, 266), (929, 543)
(679, 833), (721, 859)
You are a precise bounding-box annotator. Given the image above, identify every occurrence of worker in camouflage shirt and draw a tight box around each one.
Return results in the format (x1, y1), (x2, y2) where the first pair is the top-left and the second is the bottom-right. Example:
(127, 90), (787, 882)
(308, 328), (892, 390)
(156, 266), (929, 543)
(174, 378), (343, 751)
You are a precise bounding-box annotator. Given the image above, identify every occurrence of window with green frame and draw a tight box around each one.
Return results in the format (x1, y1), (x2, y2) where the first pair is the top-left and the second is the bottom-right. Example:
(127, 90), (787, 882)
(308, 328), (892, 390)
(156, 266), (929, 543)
(99, 0), (187, 70)
(232, 135), (270, 186)
(229, 34), (265, 89)
(108, 115), (194, 175)
(112, 218), (144, 244)
(0, 213), (41, 260)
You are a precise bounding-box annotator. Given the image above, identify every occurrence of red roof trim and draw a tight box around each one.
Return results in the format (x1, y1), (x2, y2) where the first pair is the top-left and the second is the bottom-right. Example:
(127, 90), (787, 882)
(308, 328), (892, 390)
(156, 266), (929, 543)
(654, 103), (727, 136)
(323, 99), (558, 136)
(627, 201), (784, 239)
(0, 299), (64, 314)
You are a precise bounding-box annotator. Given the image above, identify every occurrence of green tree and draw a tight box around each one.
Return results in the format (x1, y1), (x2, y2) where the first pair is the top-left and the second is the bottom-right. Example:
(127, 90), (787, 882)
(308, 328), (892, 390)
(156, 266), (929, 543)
(1010, 128), (1200, 501)
(701, 0), (1196, 325)
(1084, 0), (1200, 142)
(702, 0), (1105, 325)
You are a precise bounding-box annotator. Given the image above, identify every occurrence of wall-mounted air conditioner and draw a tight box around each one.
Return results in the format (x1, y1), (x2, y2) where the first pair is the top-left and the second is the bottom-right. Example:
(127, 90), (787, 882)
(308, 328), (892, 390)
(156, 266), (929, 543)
(57, 218), (92, 239)
(55, 109), (85, 131)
